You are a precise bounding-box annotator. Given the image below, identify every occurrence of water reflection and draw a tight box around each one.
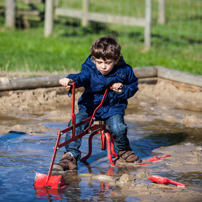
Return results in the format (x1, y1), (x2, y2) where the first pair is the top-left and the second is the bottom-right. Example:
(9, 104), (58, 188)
(0, 131), (28, 142)
(34, 164), (138, 201)
(34, 186), (65, 200)
(130, 132), (188, 159)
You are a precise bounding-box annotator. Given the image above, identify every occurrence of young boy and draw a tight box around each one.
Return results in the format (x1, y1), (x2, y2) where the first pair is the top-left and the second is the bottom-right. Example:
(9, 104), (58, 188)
(53, 36), (142, 171)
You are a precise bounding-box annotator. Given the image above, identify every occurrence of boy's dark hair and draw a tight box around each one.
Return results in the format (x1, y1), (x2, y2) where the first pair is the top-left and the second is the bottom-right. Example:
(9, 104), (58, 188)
(90, 36), (121, 61)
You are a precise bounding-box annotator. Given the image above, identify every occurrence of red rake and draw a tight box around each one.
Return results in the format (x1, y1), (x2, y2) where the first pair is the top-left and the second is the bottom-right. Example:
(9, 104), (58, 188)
(145, 154), (170, 162)
(148, 175), (186, 187)
(33, 83), (117, 189)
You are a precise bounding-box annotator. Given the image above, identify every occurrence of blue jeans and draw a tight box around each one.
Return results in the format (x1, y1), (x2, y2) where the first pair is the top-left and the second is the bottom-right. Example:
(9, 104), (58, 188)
(65, 110), (130, 160)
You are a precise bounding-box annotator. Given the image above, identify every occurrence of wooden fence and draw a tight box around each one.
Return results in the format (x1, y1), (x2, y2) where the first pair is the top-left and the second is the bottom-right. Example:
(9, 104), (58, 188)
(5, 0), (166, 48)
(45, 0), (153, 48)
(5, 0), (44, 28)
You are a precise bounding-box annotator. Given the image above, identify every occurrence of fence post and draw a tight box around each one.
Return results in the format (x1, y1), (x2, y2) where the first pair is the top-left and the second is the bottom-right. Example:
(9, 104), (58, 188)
(145, 0), (152, 48)
(44, 0), (54, 37)
(82, 0), (89, 27)
(158, 0), (166, 24)
(5, 0), (16, 28)
(55, 0), (60, 7)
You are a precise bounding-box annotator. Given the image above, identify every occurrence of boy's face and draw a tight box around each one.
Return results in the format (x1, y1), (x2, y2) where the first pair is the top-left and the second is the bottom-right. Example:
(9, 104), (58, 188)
(94, 58), (119, 75)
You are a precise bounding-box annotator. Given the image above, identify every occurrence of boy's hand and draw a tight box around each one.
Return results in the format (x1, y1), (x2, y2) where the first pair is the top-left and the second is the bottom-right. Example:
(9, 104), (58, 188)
(111, 83), (123, 93)
(59, 78), (72, 88)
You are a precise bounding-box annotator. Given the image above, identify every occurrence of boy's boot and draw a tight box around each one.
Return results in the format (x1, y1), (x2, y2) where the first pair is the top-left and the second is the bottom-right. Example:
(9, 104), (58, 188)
(52, 153), (78, 171)
(118, 147), (142, 164)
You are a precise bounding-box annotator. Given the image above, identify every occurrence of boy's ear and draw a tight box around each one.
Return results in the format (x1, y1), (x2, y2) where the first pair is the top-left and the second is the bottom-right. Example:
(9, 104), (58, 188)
(115, 57), (120, 64)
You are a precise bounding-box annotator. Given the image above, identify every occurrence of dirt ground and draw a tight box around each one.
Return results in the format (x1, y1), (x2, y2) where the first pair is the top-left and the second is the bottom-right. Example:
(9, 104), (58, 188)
(0, 75), (202, 201)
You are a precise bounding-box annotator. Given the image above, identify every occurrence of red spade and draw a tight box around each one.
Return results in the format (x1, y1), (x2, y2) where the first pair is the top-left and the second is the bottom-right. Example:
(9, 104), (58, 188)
(148, 175), (186, 187)
(33, 173), (66, 189)
(145, 154), (170, 162)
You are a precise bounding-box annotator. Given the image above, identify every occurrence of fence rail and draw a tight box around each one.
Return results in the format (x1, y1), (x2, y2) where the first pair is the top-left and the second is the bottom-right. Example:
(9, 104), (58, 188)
(45, 0), (153, 47)
(55, 8), (146, 27)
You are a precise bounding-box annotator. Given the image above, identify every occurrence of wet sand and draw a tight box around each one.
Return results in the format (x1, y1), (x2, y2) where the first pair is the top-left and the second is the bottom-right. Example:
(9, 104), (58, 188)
(0, 77), (202, 201)
(0, 78), (202, 133)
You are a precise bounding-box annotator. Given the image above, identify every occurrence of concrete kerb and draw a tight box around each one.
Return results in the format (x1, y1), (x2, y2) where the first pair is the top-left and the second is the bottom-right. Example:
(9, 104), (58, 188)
(155, 66), (202, 88)
(134, 66), (202, 88)
(0, 67), (202, 91)
(133, 66), (157, 78)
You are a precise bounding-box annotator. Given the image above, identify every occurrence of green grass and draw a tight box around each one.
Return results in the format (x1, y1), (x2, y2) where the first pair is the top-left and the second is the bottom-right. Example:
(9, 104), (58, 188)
(0, 0), (201, 75)
(0, 25), (201, 75)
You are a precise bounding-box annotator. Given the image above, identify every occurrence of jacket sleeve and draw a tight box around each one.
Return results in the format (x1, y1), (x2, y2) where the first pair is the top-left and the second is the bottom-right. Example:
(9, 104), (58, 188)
(111, 66), (138, 102)
(67, 65), (90, 88)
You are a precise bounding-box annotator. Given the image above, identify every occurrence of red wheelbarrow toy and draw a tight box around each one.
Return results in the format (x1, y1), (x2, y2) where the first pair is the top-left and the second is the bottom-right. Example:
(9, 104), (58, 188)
(33, 83), (118, 189)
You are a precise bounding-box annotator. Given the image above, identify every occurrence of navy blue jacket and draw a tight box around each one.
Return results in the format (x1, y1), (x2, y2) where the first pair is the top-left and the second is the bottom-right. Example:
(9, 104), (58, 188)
(67, 55), (138, 119)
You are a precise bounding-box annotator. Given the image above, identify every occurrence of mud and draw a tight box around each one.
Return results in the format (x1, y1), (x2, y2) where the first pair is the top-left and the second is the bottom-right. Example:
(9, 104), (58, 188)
(0, 77), (202, 201)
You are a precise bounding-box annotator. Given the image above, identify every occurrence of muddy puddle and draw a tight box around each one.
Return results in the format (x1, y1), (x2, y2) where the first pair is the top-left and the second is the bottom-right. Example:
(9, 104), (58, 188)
(1, 106), (202, 202)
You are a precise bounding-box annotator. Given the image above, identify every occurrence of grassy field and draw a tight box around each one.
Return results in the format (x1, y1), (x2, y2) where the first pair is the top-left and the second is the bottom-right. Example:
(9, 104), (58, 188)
(0, 0), (201, 76)
(0, 26), (201, 75)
